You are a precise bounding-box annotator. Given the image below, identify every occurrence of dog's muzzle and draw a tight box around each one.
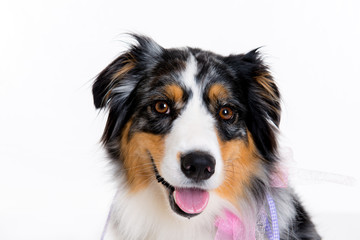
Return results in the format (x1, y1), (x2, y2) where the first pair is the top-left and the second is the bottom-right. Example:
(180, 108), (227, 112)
(148, 151), (211, 218)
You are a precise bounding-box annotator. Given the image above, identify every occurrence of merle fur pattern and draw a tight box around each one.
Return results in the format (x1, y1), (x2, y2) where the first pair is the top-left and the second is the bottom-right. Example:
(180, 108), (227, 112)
(93, 35), (321, 239)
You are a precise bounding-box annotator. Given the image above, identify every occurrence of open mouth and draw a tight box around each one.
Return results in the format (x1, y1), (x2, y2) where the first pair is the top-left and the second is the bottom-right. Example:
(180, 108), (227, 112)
(149, 152), (210, 218)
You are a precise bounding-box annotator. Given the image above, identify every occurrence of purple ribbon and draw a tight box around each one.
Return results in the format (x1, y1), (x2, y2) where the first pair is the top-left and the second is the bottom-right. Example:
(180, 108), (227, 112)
(265, 193), (280, 240)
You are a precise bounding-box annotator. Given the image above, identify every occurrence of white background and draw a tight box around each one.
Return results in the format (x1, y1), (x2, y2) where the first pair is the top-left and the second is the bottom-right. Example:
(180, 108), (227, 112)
(1, 0), (359, 239)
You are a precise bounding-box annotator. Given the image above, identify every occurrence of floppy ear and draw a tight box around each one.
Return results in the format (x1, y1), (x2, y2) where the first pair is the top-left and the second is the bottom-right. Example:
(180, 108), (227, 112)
(92, 35), (163, 143)
(93, 35), (163, 109)
(225, 50), (281, 161)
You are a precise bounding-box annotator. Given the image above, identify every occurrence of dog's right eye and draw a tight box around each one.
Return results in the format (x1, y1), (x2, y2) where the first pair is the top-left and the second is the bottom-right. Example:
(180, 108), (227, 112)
(154, 101), (170, 114)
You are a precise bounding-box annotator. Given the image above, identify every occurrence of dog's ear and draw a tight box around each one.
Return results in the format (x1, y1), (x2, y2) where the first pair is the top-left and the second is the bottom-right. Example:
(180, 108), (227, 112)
(92, 35), (164, 143)
(225, 50), (281, 161)
(93, 35), (163, 109)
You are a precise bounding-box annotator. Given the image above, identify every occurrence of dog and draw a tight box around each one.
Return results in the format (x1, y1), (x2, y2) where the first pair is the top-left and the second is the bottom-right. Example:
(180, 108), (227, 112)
(93, 35), (321, 240)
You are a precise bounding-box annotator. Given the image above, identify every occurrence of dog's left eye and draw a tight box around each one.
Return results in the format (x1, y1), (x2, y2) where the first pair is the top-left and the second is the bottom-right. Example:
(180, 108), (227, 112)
(154, 101), (170, 114)
(219, 106), (234, 120)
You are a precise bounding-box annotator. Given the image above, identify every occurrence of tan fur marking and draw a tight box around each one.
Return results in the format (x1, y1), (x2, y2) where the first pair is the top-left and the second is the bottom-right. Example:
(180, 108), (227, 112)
(176, 152), (181, 162)
(164, 84), (184, 102)
(215, 132), (260, 206)
(255, 74), (278, 100)
(208, 84), (229, 103)
(255, 74), (281, 122)
(120, 121), (165, 193)
(112, 54), (137, 80)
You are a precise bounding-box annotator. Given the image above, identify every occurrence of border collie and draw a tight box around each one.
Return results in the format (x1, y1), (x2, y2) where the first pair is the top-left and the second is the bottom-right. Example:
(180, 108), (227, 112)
(93, 35), (320, 240)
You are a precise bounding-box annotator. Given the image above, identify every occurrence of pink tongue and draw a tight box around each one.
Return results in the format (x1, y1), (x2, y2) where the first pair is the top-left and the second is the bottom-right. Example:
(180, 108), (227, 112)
(174, 188), (209, 214)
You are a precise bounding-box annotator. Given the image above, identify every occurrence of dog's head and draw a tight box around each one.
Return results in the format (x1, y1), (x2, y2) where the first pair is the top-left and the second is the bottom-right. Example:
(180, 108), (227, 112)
(93, 35), (280, 218)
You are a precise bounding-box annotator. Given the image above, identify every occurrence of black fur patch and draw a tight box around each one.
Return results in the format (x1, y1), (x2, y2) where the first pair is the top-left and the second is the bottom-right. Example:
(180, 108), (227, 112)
(287, 198), (321, 240)
(224, 50), (281, 164)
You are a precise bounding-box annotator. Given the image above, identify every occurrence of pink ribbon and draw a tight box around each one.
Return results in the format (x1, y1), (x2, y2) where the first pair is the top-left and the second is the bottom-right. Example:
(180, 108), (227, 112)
(215, 209), (251, 240)
(214, 165), (288, 240)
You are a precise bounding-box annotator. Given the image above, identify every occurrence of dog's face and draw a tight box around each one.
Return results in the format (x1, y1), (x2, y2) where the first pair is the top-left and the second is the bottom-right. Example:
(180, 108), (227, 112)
(93, 35), (280, 218)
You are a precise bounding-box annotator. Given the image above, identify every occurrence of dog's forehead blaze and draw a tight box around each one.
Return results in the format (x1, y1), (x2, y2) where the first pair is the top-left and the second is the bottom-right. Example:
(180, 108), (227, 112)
(120, 121), (165, 193)
(215, 132), (260, 206)
(208, 83), (230, 102)
(163, 84), (184, 102)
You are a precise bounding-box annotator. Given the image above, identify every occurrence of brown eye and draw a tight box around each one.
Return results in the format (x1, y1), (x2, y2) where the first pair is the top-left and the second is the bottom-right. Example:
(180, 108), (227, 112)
(155, 101), (170, 114)
(219, 107), (233, 120)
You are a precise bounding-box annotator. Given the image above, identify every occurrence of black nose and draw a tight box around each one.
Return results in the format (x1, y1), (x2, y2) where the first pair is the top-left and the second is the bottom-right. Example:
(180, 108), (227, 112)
(180, 151), (216, 182)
